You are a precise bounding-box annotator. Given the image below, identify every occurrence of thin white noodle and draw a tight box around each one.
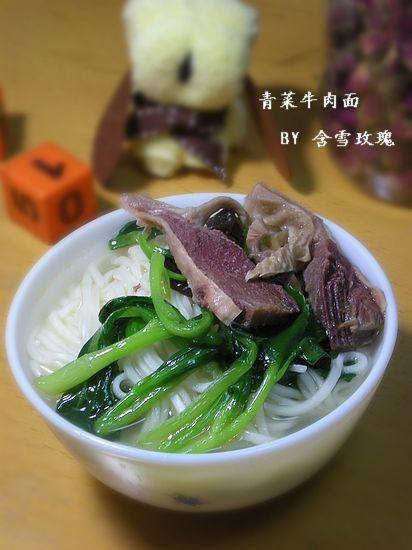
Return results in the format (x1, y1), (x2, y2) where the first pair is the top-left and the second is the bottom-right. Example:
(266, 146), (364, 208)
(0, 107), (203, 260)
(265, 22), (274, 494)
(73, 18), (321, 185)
(297, 371), (319, 398)
(170, 394), (187, 414)
(265, 356), (343, 417)
(242, 430), (273, 445)
(190, 381), (213, 393)
(307, 367), (325, 387)
(88, 263), (105, 288)
(48, 311), (80, 344)
(269, 384), (302, 400)
(263, 418), (298, 437)
(290, 363), (307, 373)
(255, 408), (270, 435)
(37, 330), (75, 356)
(112, 372), (129, 400)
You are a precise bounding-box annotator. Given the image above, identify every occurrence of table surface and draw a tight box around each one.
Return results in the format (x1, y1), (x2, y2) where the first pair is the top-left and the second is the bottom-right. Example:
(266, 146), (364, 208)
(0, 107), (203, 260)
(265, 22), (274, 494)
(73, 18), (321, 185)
(1, 1), (411, 548)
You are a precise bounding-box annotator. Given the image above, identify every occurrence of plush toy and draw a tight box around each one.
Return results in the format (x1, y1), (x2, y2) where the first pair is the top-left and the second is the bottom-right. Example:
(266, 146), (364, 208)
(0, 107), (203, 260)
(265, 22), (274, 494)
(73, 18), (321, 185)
(93, 0), (259, 182)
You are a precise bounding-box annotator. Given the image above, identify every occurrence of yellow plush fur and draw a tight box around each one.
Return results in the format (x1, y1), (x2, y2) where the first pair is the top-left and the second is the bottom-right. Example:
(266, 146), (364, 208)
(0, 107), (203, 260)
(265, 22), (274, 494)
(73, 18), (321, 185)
(123, 0), (259, 177)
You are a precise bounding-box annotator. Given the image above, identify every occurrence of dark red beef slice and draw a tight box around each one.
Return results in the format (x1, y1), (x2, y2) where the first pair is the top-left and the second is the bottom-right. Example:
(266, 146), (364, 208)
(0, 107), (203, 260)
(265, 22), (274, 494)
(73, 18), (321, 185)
(175, 220), (297, 326)
(304, 238), (384, 350)
(121, 194), (298, 326)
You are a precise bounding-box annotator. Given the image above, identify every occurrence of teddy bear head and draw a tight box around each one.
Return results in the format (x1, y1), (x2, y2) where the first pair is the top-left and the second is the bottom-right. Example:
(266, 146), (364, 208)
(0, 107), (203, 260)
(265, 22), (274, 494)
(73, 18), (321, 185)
(123, 0), (259, 111)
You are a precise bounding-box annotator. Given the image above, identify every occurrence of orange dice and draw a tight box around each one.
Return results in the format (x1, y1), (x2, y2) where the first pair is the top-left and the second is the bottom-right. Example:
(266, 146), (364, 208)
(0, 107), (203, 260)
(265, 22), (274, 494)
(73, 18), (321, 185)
(0, 142), (98, 243)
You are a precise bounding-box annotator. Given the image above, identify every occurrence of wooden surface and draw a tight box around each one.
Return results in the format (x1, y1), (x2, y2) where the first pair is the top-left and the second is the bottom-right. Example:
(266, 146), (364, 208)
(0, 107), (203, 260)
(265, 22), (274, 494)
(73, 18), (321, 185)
(1, 1), (411, 548)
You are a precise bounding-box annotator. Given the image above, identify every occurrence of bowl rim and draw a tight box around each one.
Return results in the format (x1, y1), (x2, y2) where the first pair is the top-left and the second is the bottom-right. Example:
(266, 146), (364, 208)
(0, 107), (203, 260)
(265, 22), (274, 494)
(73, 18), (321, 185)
(5, 192), (398, 466)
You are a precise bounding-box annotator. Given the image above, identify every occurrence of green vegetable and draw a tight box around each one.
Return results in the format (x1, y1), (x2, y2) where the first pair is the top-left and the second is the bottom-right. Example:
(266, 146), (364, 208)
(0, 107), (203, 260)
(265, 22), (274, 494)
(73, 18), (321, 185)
(99, 305), (156, 344)
(298, 337), (328, 365)
(97, 380), (183, 435)
(150, 251), (214, 339)
(182, 287), (311, 453)
(109, 222), (184, 281)
(137, 232), (185, 281)
(340, 372), (356, 382)
(136, 231), (174, 262)
(99, 293), (220, 347)
(209, 373), (252, 435)
(54, 297), (153, 433)
(191, 331), (223, 347)
(109, 222), (163, 251)
(35, 317), (171, 396)
(157, 394), (226, 452)
(56, 365), (119, 433)
(109, 230), (142, 250)
(94, 347), (220, 435)
(118, 220), (140, 235)
(138, 331), (258, 448)
(124, 318), (146, 336)
(98, 296), (154, 324)
(56, 329), (119, 432)
(165, 373), (252, 453)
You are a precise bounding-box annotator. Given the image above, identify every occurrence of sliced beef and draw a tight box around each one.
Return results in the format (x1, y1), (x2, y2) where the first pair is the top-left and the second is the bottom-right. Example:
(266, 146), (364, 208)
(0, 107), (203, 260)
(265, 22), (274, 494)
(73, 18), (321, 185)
(244, 183), (385, 350)
(304, 235), (385, 350)
(121, 194), (298, 326)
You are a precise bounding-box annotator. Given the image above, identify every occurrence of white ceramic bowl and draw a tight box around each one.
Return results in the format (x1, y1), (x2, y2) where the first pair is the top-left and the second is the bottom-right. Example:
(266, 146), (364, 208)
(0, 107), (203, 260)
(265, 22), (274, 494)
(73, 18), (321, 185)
(6, 193), (397, 512)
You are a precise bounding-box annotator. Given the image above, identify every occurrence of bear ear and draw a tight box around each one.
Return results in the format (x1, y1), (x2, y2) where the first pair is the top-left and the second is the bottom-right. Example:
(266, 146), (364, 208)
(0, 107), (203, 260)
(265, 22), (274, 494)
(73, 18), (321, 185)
(236, 1), (260, 42)
(122, 0), (142, 38)
(122, 0), (141, 21)
(92, 71), (132, 184)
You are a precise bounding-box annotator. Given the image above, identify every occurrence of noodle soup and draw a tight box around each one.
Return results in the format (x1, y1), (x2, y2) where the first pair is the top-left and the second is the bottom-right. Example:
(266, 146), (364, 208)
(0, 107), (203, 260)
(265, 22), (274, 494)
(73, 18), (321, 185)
(29, 244), (372, 450)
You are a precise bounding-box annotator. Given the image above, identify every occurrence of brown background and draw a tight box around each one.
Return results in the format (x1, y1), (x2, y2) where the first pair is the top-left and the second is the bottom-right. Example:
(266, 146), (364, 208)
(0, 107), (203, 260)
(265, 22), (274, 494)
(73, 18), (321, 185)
(0, 1), (411, 548)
